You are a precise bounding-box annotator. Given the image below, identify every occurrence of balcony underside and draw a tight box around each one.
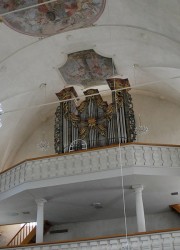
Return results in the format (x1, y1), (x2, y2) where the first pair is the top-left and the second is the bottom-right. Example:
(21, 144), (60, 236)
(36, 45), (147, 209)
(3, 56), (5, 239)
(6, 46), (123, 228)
(0, 143), (179, 226)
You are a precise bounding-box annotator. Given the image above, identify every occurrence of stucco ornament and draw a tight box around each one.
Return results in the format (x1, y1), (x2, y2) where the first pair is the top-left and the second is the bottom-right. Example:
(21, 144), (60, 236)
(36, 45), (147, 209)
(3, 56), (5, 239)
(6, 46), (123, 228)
(59, 49), (117, 88)
(0, 0), (106, 36)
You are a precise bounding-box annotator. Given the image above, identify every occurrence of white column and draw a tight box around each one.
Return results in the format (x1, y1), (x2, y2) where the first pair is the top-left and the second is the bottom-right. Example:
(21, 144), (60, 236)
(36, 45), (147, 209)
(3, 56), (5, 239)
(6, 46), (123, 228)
(132, 185), (146, 232)
(35, 198), (47, 243)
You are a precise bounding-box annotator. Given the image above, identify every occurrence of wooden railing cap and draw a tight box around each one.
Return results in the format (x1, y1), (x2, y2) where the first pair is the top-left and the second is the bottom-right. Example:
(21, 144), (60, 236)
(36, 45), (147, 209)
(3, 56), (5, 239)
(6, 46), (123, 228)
(0, 227), (180, 249)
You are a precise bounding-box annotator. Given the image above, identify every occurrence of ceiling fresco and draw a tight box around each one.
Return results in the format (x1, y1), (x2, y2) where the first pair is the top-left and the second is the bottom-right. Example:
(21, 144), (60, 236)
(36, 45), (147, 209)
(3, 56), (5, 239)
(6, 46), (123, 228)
(59, 49), (117, 88)
(0, 0), (106, 36)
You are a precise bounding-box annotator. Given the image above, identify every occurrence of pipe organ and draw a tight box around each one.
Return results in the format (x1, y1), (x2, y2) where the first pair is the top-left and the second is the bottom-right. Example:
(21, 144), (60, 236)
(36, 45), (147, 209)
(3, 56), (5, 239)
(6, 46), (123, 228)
(54, 78), (136, 153)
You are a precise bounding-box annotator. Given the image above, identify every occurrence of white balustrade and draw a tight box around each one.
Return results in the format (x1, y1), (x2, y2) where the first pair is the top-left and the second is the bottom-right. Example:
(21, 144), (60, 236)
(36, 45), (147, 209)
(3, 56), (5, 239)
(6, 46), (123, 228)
(1, 230), (180, 250)
(0, 144), (180, 196)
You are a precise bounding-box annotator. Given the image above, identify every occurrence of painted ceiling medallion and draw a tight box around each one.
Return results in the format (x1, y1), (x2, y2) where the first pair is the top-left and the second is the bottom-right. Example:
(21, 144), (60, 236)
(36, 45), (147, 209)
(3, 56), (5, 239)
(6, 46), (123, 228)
(0, 0), (106, 36)
(59, 49), (117, 88)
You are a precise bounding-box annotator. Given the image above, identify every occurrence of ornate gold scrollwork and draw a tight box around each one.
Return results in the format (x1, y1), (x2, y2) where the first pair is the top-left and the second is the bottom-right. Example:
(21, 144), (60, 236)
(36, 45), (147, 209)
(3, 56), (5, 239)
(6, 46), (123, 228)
(105, 103), (114, 120)
(54, 80), (136, 154)
(97, 124), (106, 136)
(69, 113), (80, 126)
(77, 100), (89, 113)
(96, 95), (108, 110)
(79, 127), (88, 139)
(88, 117), (96, 128)
(115, 92), (123, 107)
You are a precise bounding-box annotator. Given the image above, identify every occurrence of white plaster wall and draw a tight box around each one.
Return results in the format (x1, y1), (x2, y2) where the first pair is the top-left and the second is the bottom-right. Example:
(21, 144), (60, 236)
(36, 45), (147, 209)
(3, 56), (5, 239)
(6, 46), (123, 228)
(13, 93), (180, 166)
(132, 93), (180, 144)
(0, 224), (21, 246)
(44, 212), (180, 242)
(13, 115), (55, 165)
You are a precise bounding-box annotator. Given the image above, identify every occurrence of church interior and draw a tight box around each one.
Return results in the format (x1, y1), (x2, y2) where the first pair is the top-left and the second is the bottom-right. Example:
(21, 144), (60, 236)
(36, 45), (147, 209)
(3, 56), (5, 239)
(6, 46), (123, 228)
(0, 0), (180, 249)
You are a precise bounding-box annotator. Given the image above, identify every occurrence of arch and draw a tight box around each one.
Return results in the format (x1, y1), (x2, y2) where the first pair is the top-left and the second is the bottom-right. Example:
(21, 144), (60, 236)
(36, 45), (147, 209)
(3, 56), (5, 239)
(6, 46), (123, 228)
(69, 139), (87, 152)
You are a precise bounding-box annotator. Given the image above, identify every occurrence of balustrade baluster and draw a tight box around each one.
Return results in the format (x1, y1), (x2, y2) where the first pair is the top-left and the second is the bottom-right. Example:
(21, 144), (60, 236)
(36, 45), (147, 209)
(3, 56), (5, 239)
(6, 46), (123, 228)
(60, 244), (69, 249)
(143, 146), (154, 166)
(29, 223), (31, 235)
(4, 172), (7, 192)
(99, 151), (108, 170)
(140, 236), (151, 250)
(129, 237), (140, 249)
(133, 146), (146, 166)
(0, 174), (5, 192)
(99, 240), (109, 249)
(79, 242), (89, 250)
(162, 233), (173, 250)
(25, 225), (28, 237)
(125, 146), (135, 166)
(70, 243), (79, 249)
(17, 167), (21, 186)
(109, 239), (119, 250)
(172, 232), (180, 250)
(151, 234), (162, 250)
(19, 230), (21, 244)
(89, 241), (99, 250)
(9, 170), (12, 188)
(119, 238), (129, 249)
(22, 225), (25, 242)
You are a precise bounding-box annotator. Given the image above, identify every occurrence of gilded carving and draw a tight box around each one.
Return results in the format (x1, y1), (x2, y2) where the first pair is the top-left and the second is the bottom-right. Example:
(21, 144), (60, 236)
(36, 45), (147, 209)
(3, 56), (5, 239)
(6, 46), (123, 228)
(77, 100), (89, 113)
(88, 118), (97, 128)
(54, 79), (136, 154)
(79, 127), (88, 139)
(97, 124), (106, 136)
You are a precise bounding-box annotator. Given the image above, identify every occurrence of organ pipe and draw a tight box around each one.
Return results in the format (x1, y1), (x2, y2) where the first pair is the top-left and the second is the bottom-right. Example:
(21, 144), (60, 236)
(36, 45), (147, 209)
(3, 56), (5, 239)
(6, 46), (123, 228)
(54, 79), (136, 153)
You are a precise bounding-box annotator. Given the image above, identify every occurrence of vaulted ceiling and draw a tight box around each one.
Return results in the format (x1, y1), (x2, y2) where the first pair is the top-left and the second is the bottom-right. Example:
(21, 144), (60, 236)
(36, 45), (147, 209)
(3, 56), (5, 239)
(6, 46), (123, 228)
(0, 0), (180, 171)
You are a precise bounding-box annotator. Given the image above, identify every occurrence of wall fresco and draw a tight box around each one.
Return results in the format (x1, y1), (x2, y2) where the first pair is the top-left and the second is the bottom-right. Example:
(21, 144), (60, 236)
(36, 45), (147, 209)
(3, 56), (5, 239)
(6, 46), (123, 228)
(0, 0), (106, 36)
(59, 49), (117, 88)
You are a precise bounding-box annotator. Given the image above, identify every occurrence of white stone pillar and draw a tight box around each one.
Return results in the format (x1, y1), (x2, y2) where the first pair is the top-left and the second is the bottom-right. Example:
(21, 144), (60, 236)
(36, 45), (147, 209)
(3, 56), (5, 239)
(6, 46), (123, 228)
(132, 185), (146, 232)
(35, 198), (47, 243)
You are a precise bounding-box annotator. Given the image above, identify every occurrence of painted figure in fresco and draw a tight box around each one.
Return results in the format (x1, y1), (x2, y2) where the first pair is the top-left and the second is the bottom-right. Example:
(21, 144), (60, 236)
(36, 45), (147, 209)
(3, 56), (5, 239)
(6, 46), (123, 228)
(1, 0), (105, 36)
(59, 50), (116, 87)
(37, 0), (78, 21)
(2, 0), (86, 19)
(37, 0), (98, 22)
(89, 54), (104, 77)
(3, 0), (25, 11)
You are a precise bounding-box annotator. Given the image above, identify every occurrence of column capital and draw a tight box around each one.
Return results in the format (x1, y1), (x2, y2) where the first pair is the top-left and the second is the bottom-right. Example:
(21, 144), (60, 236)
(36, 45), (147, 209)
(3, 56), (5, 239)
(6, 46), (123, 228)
(35, 198), (47, 206)
(132, 184), (144, 192)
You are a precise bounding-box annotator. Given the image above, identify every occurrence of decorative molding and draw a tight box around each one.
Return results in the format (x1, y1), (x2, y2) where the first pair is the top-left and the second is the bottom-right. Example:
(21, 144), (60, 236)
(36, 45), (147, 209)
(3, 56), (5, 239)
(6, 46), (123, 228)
(0, 145), (180, 198)
(132, 184), (144, 192)
(59, 49), (117, 87)
(35, 198), (47, 205)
